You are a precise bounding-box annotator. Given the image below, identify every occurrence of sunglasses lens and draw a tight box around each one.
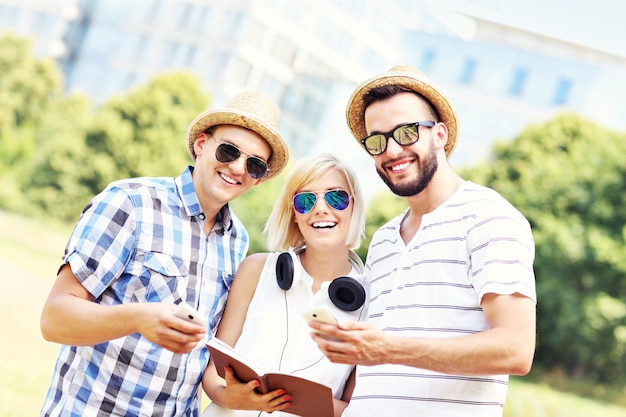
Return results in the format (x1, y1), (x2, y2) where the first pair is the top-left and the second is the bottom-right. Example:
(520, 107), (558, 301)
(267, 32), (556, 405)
(293, 190), (350, 214)
(246, 158), (268, 179)
(361, 123), (424, 155)
(362, 134), (386, 155)
(215, 143), (268, 179)
(394, 124), (419, 145)
(215, 143), (240, 163)
(324, 190), (350, 211)
(293, 192), (316, 214)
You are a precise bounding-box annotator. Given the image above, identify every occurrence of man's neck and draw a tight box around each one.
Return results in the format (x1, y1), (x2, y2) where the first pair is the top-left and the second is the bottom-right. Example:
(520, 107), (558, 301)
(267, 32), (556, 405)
(400, 165), (463, 244)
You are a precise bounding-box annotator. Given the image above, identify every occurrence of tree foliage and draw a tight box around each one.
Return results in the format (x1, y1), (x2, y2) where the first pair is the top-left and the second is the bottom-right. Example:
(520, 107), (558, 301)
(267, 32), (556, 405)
(19, 71), (209, 221)
(461, 113), (626, 383)
(0, 32), (64, 212)
(85, 71), (207, 180)
(0, 32), (62, 178)
(0, 32), (61, 128)
(231, 169), (288, 254)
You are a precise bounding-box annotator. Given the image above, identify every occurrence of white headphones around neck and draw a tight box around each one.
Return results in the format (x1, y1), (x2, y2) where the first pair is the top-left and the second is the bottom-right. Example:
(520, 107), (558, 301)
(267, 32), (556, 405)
(275, 245), (366, 311)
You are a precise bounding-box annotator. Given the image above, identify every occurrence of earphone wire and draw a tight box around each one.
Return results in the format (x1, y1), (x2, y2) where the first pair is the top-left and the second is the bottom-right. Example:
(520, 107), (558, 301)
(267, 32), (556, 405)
(278, 287), (289, 372)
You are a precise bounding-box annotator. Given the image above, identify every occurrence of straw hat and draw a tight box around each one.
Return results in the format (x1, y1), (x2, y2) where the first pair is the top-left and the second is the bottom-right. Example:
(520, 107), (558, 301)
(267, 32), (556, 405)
(346, 65), (458, 157)
(186, 91), (289, 181)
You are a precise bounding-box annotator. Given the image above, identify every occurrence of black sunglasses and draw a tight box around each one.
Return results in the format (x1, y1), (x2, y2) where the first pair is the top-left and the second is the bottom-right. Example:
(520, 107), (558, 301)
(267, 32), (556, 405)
(361, 121), (436, 156)
(214, 141), (269, 179)
(293, 189), (351, 215)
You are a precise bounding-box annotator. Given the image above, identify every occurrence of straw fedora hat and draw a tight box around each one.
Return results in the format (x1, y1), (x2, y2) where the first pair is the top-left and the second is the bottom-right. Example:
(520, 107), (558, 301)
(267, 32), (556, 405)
(186, 91), (289, 181)
(346, 65), (458, 157)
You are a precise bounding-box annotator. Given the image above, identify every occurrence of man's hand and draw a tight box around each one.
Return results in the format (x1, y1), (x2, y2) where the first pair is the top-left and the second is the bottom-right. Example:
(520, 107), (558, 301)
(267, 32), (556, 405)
(308, 321), (389, 366)
(136, 303), (207, 354)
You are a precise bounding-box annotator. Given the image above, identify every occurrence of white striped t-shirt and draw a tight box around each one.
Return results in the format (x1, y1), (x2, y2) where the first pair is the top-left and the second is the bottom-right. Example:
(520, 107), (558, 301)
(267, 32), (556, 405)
(344, 181), (536, 417)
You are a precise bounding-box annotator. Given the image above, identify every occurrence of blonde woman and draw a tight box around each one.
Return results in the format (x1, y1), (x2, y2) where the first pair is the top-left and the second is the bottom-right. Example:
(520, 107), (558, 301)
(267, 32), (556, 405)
(202, 153), (366, 417)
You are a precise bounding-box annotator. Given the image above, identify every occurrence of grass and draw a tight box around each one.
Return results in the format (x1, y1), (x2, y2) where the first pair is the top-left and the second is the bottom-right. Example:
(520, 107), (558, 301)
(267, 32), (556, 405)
(0, 210), (70, 416)
(1, 209), (625, 417)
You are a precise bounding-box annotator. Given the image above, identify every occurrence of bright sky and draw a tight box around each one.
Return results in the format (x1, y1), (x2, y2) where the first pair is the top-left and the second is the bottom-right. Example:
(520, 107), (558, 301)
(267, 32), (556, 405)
(420, 0), (625, 57)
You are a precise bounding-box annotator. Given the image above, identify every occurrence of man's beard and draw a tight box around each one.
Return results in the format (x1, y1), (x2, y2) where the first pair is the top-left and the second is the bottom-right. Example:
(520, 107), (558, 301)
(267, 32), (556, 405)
(376, 142), (438, 197)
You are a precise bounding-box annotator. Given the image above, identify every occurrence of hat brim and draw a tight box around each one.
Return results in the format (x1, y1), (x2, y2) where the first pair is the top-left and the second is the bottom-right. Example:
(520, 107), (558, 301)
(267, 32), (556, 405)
(186, 110), (288, 181)
(346, 70), (458, 157)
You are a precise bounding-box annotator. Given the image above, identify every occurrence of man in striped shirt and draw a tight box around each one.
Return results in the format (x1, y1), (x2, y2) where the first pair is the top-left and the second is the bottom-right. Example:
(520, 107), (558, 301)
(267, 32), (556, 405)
(39, 91), (289, 417)
(309, 66), (536, 416)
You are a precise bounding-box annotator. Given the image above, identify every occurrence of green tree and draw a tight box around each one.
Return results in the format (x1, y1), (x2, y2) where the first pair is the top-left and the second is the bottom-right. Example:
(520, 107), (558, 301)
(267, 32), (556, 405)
(0, 32), (61, 128)
(461, 113), (626, 384)
(0, 32), (63, 212)
(86, 71), (209, 181)
(231, 168), (288, 254)
(17, 93), (97, 221)
(23, 71), (209, 221)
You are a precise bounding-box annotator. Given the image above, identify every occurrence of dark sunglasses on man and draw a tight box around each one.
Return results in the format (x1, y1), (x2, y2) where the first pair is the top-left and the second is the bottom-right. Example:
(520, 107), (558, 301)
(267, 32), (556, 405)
(212, 138), (269, 179)
(361, 121), (436, 156)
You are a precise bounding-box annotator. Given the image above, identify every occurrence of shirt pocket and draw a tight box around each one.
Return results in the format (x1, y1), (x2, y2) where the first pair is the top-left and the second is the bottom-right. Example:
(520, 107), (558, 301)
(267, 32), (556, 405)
(139, 251), (189, 303)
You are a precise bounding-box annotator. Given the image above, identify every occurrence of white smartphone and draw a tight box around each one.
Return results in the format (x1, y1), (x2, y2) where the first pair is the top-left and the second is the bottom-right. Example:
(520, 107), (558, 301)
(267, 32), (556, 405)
(302, 305), (338, 325)
(174, 303), (208, 328)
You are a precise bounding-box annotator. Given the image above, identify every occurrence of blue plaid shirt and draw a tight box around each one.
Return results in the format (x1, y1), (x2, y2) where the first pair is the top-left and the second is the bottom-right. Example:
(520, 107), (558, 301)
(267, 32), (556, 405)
(41, 166), (248, 417)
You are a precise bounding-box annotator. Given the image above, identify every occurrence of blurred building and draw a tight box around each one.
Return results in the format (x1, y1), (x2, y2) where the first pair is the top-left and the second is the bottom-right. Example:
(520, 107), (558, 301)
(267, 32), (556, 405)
(2, 0), (625, 198)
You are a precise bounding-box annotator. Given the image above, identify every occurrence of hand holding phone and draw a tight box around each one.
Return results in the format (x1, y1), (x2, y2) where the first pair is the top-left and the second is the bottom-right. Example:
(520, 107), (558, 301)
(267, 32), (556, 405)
(302, 305), (338, 325)
(174, 303), (208, 328)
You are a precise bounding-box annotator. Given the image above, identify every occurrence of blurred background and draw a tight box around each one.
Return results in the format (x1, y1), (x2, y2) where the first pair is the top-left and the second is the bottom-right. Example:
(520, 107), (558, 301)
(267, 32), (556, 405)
(1, 0), (625, 415)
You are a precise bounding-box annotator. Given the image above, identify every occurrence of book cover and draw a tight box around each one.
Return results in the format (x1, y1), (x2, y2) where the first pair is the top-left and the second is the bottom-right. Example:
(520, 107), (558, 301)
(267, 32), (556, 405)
(207, 337), (334, 417)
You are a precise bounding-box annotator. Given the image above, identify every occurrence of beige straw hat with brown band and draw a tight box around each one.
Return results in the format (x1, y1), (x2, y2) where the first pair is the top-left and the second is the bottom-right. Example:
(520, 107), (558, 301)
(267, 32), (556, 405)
(186, 91), (289, 181)
(346, 65), (459, 158)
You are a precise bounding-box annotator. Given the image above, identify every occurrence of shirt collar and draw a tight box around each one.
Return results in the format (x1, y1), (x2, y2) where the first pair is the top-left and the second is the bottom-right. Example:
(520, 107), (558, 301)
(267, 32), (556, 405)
(176, 166), (233, 234)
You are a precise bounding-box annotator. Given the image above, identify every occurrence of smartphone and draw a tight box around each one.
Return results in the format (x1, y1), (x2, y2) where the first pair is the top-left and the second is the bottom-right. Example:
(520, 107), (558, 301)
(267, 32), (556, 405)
(174, 303), (208, 328)
(302, 305), (338, 325)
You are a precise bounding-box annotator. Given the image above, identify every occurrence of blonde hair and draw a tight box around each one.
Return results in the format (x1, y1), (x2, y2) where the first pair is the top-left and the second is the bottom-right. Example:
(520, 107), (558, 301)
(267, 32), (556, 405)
(264, 153), (365, 252)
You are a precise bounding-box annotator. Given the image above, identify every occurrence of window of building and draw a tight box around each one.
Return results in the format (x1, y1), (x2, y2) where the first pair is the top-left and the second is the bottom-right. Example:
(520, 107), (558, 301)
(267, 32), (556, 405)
(184, 44), (199, 67)
(335, 0), (365, 18)
(360, 47), (384, 74)
(220, 10), (246, 40)
(317, 20), (353, 57)
(119, 33), (150, 62)
(552, 77), (572, 105)
(0, 5), (18, 27)
(420, 49), (436, 73)
(159, 39), (176, 67)
(99, 0), (157, 23)
(258, 73), (282, 98)
(28, 11), (58, 41)
(459, 58), (476, 85)
(206, 51), (230, 80)
(508, 68), (527, 96)
(173, 2), (192, 31)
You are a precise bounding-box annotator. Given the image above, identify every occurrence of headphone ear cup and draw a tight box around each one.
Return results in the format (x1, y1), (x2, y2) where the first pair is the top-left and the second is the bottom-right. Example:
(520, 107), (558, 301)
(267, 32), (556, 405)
(276, 252), (295, 290)
(329, 276), (366, 311)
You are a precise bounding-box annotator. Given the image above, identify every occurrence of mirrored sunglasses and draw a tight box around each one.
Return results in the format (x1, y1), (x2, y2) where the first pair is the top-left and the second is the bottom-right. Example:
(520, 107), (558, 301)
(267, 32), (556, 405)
(215, 142), (268, 179)
(361, 121), (436, 156)
(293, 189), (351, 215)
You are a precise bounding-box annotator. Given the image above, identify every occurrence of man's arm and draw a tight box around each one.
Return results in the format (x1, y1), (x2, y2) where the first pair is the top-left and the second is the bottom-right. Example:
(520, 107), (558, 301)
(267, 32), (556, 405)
(310, 293), (536, 376)
(40, 263), (206, 353)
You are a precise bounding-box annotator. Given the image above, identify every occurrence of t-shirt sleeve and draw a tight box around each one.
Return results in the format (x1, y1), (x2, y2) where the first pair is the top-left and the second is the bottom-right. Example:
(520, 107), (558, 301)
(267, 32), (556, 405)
(63, 185), (138, 299)
(468, 203), (537, 304)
